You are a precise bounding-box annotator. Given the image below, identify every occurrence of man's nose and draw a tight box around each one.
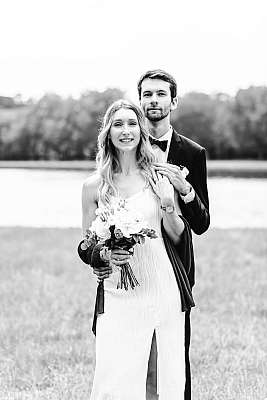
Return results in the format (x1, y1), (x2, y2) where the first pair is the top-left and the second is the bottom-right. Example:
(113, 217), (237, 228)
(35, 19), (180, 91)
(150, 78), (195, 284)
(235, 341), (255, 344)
(150, 94), (158, 104)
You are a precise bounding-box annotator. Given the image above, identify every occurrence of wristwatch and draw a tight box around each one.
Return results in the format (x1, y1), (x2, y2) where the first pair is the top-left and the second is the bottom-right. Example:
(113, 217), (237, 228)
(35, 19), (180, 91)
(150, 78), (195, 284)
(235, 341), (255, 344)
(160, 204), (175, 214)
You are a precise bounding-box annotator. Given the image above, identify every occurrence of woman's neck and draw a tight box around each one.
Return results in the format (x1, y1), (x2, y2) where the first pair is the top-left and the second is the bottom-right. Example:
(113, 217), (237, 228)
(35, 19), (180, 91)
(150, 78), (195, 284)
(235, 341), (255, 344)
(118, 151), (139, 176)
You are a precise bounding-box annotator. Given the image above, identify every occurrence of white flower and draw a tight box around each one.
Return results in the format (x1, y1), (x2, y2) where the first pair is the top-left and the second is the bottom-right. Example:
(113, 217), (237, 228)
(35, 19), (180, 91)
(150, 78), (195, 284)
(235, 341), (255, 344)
(116, 220), (144, 237)
(180, 166), (189, 179)
(113, 206), (146, 238)
(92, 198), (149, 239)
(90, 216), (111, 240)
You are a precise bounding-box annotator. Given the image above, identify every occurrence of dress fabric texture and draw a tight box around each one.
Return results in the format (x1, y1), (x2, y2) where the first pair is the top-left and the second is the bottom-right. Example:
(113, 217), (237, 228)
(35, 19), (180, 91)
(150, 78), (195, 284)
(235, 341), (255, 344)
(89, 185), (186, 400)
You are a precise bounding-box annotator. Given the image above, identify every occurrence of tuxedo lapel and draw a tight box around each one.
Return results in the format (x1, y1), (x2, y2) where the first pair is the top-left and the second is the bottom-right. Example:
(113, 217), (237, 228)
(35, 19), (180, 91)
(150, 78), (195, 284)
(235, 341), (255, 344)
(167, 129), (182, 165)
(167, 129), (193, 189)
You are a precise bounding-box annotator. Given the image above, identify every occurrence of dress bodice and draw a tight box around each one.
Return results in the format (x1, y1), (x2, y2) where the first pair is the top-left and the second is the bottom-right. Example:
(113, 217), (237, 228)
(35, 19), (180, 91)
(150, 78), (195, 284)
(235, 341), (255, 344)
(119, 183), (162, 237)
(103, 184), (181, 313)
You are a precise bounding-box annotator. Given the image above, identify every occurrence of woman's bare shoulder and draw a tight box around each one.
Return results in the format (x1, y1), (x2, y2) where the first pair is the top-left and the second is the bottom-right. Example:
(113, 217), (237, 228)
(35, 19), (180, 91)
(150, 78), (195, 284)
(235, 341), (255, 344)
(83, 172), (101, 188)
(82, 172), (101, 202)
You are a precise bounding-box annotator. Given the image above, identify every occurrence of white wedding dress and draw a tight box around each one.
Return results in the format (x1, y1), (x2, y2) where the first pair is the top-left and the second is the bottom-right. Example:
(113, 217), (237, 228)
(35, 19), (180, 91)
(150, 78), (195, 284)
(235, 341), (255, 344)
(90, 184), (185, 400)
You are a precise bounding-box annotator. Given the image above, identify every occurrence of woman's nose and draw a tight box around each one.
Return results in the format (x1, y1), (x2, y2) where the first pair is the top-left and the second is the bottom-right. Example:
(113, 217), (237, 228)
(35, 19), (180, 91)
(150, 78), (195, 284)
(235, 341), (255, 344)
(122, 125), (130, 134)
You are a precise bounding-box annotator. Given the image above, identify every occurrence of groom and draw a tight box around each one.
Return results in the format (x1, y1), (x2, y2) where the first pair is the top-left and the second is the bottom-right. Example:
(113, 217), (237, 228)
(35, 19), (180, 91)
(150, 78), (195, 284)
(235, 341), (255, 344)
(138, 70), (210, 400)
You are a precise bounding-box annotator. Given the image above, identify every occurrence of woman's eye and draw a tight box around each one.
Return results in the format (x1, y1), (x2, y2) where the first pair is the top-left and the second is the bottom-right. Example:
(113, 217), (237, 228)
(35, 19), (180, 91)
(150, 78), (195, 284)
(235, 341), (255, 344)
(113, 122), (122, 127)
(129, 121), (137, 126)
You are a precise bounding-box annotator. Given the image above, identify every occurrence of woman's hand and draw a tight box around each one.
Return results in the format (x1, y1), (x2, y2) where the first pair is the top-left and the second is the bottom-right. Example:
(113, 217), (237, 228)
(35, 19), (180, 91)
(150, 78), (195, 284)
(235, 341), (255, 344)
(110, 248), (133, 266)
(146, 168), (175, 204)
(93, 264), (113, 283)
(93, 248), (133, 283)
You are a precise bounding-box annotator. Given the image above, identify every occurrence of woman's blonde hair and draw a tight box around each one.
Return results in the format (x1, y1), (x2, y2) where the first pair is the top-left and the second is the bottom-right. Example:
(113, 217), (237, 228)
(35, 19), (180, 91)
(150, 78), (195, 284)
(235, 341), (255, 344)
(96, 99), (155, 204)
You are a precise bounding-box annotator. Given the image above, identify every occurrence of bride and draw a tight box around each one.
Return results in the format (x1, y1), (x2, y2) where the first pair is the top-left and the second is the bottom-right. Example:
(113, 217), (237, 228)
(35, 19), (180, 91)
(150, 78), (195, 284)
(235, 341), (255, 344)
(78, 99), (194, 400)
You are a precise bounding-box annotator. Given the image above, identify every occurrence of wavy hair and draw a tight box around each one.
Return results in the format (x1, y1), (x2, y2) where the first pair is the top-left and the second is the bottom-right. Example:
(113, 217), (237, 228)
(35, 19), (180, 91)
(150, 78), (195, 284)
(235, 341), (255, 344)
(96, 99), (155, 205)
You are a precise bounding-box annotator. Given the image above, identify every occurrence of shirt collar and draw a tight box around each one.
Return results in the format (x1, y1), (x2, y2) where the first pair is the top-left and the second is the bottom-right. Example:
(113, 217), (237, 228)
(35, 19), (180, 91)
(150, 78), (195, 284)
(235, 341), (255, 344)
(149, 126), (172, 142)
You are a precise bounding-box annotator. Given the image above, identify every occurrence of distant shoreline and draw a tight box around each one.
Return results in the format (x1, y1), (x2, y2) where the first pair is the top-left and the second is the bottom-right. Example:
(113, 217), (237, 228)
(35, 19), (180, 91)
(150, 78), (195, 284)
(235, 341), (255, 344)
(0, 160), (267, 177)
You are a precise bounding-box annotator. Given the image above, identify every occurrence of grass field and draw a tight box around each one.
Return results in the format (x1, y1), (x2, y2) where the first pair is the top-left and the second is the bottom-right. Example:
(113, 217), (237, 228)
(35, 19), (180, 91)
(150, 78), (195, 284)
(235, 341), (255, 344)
(1, 160), (267, 178)
(0, 227), (266, 400)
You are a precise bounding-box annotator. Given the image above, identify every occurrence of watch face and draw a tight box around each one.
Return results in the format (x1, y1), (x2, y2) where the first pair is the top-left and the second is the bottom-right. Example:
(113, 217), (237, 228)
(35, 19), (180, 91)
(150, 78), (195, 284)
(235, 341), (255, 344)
(166, 205), (175, 213)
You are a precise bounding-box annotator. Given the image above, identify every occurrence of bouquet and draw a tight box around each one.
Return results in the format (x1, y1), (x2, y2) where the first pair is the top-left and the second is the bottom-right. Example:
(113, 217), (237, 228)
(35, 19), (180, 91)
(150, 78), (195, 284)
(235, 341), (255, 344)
(81, 198), (157, 290)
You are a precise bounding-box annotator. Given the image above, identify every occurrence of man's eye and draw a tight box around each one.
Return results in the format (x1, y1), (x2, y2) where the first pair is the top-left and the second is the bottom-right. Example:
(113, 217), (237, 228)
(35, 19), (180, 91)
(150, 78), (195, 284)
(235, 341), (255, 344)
(158, 92), (166, 96)
(143, 93), (151, 97)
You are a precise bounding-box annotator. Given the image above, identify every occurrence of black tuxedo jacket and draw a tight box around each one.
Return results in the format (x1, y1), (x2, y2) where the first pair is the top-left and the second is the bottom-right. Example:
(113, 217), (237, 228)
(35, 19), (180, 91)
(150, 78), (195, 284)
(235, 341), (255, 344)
(168, 129), (210, 239)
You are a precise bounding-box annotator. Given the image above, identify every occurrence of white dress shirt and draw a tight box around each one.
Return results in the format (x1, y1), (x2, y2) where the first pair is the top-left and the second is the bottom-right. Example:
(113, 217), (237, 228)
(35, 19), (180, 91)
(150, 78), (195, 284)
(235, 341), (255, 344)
(149, 126), (173, 163)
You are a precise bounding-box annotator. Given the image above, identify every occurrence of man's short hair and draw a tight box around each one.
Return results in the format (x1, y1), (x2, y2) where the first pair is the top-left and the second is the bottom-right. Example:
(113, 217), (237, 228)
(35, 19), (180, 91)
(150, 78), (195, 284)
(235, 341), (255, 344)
(137, 69), (177, 100)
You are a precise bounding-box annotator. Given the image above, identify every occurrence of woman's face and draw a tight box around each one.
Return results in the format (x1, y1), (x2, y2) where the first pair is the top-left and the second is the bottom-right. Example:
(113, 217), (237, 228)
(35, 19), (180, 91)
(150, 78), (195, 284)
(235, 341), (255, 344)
(109, 108), (141, 153)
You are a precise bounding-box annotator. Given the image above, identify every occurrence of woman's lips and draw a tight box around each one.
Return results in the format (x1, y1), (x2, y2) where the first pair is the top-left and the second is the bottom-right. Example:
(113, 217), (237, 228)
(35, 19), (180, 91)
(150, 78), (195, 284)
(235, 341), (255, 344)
(119, 138), (134, 142)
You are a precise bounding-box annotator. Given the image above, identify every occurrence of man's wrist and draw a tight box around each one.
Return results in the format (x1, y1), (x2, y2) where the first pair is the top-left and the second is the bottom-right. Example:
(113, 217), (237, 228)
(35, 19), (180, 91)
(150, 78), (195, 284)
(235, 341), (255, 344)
(180, 182), (191, 196)
(180, 185), (195, 204)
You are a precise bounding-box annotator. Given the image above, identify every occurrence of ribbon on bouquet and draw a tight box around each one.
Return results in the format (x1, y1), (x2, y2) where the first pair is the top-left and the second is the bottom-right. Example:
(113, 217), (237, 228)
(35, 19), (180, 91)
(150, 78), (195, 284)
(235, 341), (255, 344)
(92, 280), (104, 336)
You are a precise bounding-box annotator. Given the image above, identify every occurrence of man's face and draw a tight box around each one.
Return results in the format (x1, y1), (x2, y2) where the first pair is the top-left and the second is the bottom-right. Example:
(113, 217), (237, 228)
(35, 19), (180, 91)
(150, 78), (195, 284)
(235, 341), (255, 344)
(140, 78), (177, 122)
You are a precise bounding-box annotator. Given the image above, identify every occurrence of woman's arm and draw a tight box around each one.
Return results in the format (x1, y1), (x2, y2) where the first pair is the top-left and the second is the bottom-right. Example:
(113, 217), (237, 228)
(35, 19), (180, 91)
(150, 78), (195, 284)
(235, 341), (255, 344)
(148, 170), (185, 245)
(79, 174), (111, 275)
(80, 174), (126, 280)
(81, 174), (98, 237)
(78, 173), (100, 264)
(161, 191), (184, 245)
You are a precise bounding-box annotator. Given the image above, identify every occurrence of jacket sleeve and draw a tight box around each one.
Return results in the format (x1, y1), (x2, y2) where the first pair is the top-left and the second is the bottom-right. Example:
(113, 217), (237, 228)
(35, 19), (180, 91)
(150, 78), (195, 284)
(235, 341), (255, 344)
(77, 240), (107, 270)
(181, 148), (210, 235)
(77, 241), (106, 336)
(161, 216), (195, 307)
(77, 240), (92, 264)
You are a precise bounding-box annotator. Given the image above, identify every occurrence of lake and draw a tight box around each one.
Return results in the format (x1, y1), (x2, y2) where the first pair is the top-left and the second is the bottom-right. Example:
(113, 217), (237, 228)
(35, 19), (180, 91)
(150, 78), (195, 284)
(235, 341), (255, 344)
(1, 169), (267, 229)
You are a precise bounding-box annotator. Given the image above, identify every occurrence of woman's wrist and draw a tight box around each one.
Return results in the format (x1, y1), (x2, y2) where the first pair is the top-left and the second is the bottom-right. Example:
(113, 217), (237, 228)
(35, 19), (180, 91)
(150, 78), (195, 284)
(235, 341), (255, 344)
(160, 198), (175, 214)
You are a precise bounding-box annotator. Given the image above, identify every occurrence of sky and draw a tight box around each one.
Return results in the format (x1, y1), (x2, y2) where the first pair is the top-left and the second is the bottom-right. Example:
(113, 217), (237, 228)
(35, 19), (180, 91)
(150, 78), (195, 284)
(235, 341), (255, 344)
(1, 0), (267, 101)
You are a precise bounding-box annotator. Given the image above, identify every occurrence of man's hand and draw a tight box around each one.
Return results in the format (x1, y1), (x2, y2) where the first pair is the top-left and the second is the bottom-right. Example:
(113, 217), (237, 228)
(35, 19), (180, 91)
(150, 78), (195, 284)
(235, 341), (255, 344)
(153, 163), (191, 195)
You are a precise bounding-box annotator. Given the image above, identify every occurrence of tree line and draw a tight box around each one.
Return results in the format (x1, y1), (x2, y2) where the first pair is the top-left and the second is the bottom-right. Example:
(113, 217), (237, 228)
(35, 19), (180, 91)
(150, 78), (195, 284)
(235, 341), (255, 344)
(0, 86), (267, 160)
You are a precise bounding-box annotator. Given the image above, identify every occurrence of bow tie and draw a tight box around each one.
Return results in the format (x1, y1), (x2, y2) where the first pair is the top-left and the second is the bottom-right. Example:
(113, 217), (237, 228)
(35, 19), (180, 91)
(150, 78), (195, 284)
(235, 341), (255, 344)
(149, 137), (168, 152)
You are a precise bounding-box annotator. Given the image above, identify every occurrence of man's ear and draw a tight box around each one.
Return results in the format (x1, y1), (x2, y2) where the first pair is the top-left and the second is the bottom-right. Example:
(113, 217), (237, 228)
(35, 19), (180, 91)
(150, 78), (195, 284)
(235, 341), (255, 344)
(170, 96), (178, 111)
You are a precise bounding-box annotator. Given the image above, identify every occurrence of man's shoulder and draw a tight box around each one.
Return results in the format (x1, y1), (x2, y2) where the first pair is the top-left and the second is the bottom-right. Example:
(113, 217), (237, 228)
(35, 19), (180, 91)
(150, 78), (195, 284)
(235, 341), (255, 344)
(173, 130), (206, 153)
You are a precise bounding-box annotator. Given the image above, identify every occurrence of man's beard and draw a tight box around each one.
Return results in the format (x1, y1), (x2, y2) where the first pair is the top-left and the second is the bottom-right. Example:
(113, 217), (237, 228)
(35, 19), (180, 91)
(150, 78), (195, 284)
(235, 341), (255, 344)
(145, 107), (170, 122)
